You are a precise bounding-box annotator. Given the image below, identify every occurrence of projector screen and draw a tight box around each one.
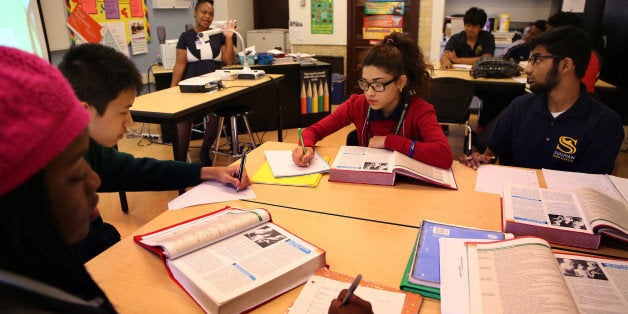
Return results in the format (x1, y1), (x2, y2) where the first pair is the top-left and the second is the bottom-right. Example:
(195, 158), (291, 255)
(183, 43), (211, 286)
(0, 0), (50, 61)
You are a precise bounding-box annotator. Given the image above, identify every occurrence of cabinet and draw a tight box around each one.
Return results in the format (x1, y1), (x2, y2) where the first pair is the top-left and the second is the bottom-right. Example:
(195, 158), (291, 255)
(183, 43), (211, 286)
(346, 0), (419, 96)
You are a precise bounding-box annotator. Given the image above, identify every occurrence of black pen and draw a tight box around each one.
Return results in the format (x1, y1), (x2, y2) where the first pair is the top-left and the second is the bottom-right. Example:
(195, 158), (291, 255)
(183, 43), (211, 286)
(341, 274), (362, 307)
(237, 151), (247, 190)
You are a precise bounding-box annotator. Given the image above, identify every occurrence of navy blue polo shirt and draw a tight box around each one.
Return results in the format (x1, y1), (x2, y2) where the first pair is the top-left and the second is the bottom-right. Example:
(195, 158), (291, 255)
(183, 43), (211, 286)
(444, 30), (495, 57)
(502, 40), (530, 62)
(489, 84), (624, 174)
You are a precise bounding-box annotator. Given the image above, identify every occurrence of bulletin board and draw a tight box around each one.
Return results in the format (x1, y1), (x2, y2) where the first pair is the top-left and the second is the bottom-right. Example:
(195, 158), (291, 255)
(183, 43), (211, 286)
(65, 0), (150, 45)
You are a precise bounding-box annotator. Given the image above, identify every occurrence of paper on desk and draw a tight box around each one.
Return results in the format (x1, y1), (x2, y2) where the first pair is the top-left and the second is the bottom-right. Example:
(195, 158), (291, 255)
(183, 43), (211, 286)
(264, 150), (330, 178)
(167, 181), (256, 210)
(475, 164), (538, 196)
(289, 275), (405, 314)
(542, 168), (627, 202)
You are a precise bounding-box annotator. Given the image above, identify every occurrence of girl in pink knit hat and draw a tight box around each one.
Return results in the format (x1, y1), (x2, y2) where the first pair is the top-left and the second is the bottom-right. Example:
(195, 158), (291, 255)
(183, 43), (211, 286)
(0, 46), (116, 313)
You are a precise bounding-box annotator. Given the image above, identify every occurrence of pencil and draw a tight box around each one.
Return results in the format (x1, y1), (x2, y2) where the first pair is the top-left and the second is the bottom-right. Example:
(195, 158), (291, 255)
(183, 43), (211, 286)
(341, 274), (362, 306)
(297, 128), (306, 155)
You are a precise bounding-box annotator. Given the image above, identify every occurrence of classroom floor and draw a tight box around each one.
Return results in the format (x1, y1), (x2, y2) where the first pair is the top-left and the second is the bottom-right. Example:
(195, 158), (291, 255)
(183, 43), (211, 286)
(98, 111), (628, 241)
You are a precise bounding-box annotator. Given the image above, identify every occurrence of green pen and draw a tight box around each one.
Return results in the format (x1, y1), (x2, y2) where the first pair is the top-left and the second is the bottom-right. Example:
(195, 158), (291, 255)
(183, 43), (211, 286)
(297, 128), (306, 155)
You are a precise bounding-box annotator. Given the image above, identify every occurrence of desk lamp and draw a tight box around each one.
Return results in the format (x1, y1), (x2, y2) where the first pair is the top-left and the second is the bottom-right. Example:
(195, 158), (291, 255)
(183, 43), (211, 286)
(198, 28), (263, 79)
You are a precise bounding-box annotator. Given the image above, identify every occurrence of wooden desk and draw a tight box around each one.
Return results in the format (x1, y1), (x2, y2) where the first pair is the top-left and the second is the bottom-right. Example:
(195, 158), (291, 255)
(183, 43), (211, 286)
(245, 141), (502, 230)
(243, 141), (628, 259)
(432, 67), (617, 92)
(86, 201), (440, 313)
(131, 74), (283, 162)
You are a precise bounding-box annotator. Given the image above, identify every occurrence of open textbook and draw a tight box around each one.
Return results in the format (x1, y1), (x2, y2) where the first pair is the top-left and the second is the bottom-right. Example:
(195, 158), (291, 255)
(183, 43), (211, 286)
(134, 207), (326, 313)
(502, 184), (627, 249)
(329, 146), (457, 189)
(289, 268), (423, 313)
(440, 237), (628, 314)
(542, 168), (628, 203)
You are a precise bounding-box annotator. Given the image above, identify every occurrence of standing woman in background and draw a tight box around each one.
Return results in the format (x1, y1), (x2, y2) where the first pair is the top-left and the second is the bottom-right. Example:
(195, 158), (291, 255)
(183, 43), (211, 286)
(292, 32), (453, 170)
(170, 0), (238, 165)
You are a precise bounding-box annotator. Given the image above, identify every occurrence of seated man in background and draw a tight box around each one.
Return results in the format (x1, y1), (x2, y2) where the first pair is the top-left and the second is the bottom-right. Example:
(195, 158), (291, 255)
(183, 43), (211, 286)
(546, 11), (600, 93)
(502, 20), (546, 63)
(440, 7), (495, 69)
(58, 43), (251, 263)
(461, 26), (623, 174)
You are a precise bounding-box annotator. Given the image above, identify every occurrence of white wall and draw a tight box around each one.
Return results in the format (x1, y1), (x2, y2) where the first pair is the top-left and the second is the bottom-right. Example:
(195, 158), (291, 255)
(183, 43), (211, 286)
(444, 0), (554, 22)
(289, 0), (346, 45)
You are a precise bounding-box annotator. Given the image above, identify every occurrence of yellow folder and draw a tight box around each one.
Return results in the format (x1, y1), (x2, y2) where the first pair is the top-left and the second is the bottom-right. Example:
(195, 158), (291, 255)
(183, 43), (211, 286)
(251, 157), (330, 188)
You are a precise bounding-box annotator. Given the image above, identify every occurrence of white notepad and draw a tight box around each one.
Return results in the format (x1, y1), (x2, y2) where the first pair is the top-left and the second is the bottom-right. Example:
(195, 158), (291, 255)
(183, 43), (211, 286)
(264, 150), (330, 178)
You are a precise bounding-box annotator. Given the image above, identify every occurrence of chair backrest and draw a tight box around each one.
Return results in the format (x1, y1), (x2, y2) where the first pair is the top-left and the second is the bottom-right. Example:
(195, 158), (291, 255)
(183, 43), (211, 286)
(427, 77), (475, 124)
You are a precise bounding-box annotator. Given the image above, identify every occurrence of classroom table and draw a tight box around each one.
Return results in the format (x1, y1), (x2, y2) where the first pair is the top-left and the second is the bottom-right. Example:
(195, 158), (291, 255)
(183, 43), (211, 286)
(131, 74), (284, 162)
(242, 141), (628, 259)
(85, 201), (441, 313)
(244, 141), (503, 230)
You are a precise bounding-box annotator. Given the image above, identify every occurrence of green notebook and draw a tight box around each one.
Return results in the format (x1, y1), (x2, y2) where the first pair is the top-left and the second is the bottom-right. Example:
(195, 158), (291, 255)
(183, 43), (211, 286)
(399, 245), (441, 299)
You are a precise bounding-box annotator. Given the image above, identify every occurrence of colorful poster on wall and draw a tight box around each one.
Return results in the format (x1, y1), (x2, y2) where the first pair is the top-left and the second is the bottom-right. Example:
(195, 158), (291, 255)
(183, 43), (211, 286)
(65, 0), (150, 47)
(311, 0), (333, 34)
(300, 69), (330, 114)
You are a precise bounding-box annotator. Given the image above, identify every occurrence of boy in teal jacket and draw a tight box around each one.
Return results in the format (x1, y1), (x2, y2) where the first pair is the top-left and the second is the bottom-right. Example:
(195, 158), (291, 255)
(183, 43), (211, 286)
(59, 43), (251, 262)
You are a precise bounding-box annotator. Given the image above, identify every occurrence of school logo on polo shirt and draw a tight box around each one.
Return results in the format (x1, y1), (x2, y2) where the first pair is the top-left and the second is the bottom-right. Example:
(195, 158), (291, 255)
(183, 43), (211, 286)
(553, 136), (577, 162)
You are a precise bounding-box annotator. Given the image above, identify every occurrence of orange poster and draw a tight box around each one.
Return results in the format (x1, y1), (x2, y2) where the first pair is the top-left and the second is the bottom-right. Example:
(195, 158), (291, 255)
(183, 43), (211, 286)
(66, 5), (103, 43)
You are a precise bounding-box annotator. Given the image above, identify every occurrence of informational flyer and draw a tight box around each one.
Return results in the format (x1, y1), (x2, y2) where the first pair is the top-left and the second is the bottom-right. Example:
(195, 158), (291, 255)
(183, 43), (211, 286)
(311, 0), (333, 34)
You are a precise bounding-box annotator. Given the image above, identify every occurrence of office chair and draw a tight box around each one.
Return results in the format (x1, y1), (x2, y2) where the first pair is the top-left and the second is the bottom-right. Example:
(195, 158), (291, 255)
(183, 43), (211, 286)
(346, 129), (359, 146)
(428, 77), (475, 155)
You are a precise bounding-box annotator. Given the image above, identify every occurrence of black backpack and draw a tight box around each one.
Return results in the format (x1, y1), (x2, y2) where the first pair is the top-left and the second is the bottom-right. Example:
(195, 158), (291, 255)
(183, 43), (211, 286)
(470, 56), (520, 78)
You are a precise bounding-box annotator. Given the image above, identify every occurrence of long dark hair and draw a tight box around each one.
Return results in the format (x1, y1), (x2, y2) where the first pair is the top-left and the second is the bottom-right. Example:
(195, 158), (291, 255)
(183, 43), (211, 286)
(361, 32), (433, 98)
(0, 172), (116, 312)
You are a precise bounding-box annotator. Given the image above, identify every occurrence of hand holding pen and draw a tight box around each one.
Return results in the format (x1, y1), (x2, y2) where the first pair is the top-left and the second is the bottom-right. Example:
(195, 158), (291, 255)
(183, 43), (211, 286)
(328, 275), (373, 314)
(459, 152), (496, 170)
(292, 128), (313, 167)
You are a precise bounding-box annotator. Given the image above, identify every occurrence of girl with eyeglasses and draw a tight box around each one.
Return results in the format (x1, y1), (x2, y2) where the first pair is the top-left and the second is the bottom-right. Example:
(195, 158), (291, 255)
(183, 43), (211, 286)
(292, 32), (453, 170)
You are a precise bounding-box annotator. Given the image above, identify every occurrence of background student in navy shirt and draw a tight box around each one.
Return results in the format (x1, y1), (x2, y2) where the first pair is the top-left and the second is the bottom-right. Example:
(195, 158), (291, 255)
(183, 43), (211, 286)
(461, 26), (623, 174)
(440, 7), (495, 69)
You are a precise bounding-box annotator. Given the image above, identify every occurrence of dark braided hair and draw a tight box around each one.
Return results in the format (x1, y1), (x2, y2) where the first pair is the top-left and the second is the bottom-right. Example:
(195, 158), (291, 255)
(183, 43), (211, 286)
(195, 0), (214, 9)
(0, 172), (117, 313)
(361, 32), (433, 98)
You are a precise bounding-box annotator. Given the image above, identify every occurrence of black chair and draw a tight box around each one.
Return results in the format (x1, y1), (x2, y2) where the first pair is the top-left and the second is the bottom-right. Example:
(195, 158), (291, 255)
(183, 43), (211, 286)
(428, 77), (475, 155)
(346, 129), (358, 146)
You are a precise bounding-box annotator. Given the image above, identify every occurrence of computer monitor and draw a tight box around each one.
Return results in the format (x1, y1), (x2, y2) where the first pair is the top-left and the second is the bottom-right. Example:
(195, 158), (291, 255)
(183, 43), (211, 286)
(0, 0), (50, 62)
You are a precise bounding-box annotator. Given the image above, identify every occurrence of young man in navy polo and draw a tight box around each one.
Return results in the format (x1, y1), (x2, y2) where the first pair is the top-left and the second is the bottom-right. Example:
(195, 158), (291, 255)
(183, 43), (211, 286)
(440, 7), (495, 69)
(461, 26), (623, 174)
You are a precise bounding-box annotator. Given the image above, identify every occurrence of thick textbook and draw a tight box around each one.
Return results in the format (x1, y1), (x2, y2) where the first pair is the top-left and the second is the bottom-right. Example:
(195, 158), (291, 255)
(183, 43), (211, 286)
(400, 220), (509, 299)
(502, 184), (627, 249)
(134, 207), (326, 313)
(440, 237), (628, 314)
(329, 146), (457, 189)
(290, 268), (423, 313)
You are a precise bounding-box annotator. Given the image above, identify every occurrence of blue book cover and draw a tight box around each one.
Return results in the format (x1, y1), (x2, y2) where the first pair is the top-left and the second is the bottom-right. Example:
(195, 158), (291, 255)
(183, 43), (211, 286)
(409, 220), (507, 288)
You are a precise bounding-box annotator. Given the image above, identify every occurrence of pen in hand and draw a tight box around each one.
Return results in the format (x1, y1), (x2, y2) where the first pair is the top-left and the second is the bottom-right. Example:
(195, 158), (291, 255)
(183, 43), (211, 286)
(297, 128), (306, 155)
(466, 155), (496, 161)
(341, 274), (362, 307)
(237, 151), (247, 191)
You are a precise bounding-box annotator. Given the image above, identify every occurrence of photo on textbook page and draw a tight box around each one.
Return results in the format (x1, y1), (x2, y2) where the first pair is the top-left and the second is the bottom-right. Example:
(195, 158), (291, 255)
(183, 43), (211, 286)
(556, 258), (608, 280)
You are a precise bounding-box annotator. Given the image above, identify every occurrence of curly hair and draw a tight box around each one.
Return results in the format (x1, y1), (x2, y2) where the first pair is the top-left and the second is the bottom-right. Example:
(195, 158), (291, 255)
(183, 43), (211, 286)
(360, 32), (433, 98)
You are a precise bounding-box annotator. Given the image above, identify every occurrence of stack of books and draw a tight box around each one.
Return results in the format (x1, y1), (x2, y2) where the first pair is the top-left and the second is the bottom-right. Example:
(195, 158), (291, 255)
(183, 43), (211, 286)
(493, 31), (517, 44)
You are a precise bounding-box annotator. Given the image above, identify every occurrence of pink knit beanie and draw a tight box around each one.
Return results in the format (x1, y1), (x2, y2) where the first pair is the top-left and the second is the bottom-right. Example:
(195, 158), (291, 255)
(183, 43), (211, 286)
(0, 46), (90, 195)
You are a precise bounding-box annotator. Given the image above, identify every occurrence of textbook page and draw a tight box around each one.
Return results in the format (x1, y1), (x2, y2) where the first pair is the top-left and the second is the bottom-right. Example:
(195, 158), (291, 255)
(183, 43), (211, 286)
(575, 186), (628, 239)
(542, 168), (624, 202)
(167, 222), (325, 311)
(503, 184), (593, 233)
(289, 275), (406, 313)
(439, 238), (494, 314)
(393, 151), (456, 188)
(331, 146), (394, 173)
(554, 253), (628, 313)
(475, 164), (538, 196)
(167, 180), (256, 210)
(264, 150), (330, 178)
(465, 238), (579, 313)
(139, 208), (270, 259)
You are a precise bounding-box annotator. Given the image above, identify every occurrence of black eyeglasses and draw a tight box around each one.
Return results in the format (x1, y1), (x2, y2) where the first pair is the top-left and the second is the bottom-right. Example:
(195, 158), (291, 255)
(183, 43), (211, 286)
(357, 77), (398, 92)
(528, 54), (563, 65)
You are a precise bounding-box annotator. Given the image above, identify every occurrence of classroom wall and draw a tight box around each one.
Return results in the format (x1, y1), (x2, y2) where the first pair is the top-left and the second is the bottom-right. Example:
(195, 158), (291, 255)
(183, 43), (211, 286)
(48, 0), (254, 77)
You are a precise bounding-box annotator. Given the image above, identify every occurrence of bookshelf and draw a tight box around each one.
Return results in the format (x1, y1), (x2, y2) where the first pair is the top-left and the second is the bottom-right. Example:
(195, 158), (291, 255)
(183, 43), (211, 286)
(346, 0), (419, 96)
